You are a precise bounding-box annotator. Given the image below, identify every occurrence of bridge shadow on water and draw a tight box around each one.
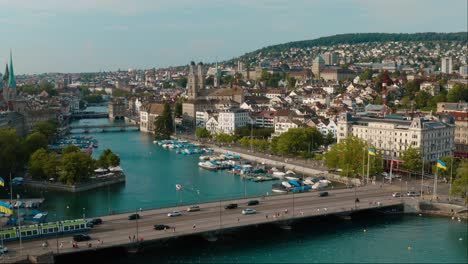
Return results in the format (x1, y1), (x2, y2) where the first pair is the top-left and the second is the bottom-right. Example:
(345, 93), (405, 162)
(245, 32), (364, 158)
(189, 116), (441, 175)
(56, 208), (407, 264)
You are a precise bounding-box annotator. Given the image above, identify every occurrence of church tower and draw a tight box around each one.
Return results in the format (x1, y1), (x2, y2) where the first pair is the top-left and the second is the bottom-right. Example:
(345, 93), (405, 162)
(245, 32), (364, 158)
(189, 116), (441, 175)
(213, 61), (220, 88)
(197, 62), (205, 91)
(187, 61), (198, 99)
(312, 55), (325, 79)
(3, 50), (17, 101)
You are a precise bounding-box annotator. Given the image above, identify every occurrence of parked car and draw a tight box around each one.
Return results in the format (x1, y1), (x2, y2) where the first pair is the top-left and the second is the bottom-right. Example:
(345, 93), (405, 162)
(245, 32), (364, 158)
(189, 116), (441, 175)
(224, 203), (238, 210)
(407, 191), (420, 197)
(0, 245), (8, 254)
(91, 218), (103, 225)
(167, 211), (182, 217)
(392, 192), (402, 197)
(128, 213), (140, 220)
(154, 224), (171, 230)
(187, 205), (200, 212)
(242, 208), (257, 215)
(247, 200), (259, 206)
(319, 191), (329, 197)
(73, 234), (91, 242)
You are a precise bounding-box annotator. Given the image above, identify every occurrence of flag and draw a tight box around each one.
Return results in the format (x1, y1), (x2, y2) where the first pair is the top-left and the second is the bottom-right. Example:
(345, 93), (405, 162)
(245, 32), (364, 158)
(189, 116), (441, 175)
(437, 160), (447, 170)
(368, 148), (376, 156)
(0, 176), (4, 187)
(0, 201), (13, 215)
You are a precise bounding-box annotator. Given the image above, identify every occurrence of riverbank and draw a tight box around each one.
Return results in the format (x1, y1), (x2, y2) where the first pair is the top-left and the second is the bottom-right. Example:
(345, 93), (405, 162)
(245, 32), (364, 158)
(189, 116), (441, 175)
(24, 172), (126, 192)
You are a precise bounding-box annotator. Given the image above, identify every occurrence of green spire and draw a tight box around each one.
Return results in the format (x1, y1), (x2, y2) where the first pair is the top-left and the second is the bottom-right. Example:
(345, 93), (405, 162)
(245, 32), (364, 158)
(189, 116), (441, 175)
(8, 50), (16, 90)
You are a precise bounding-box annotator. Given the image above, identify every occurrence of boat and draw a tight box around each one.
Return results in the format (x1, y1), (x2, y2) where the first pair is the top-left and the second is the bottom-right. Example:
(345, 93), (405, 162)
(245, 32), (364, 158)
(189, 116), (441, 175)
(272, 183), (288, 194)
(289, 180), (301, 187)
(312, 181), (329, 190)
(281, 181), (292, 188)
(198, 161), (218, 171)
(272, 172), (286, 179)
(303, 177), (314, 185)
(285, 175), (300, 181)
(109, 166), (123, 172)
(199, 156), (211, 161)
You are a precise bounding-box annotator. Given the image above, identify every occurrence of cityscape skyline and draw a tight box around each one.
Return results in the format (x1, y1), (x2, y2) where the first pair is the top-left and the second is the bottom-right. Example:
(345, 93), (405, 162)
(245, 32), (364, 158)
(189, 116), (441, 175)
(0, 0), (467, 74)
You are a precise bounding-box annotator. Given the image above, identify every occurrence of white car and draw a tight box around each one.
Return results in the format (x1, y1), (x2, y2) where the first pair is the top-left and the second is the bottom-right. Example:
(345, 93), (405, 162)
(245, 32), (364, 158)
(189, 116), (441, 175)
(0, 245), (8, 254)
(187, 205), (200, 212)
(242, 208), (257, 215)
(167, 211), (182, 217)
(392, 192), (401, 197)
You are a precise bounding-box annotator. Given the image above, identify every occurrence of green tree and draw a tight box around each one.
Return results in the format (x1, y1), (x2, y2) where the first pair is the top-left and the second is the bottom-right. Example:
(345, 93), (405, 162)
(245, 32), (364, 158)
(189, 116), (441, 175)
(447, 83), (468, 102)
(60, 151), (94, 185)
(324, 132), (335, 146)
(450, 161), (468, 204)
(400, 147), (422, 175)
(107, 153), (120, 167)
(62, 145), (81, 155)
(24, 132), (48, 157)
(175, 102), (183, 117)
(35, 120), (59, 143)
(214, 133), (236, 143)
(399, 96), (412, 110)
(0, 128), (26, 175)
(176, 77), (188, 88)
(275, 127), (323, 157)
(28, 148), (58, 180)
(359, 69), (373, 80)
(325, 136), (382, 177)
(154, 103), (173, 140)
(195, 128), (211, 139)
(415, 91), (432, 109)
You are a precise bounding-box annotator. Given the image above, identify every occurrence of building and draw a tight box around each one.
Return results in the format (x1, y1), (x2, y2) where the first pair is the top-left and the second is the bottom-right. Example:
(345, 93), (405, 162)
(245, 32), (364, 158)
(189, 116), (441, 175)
(253, 110), (275, 128)
(459, 65), (468, 77)
(420, 82), (441, 96)
(108, 99), (126, 120)
(437, 102), (468, 157)
(0, 111), (25, 136)
(1, 50), (16, 105)
(312, 56), (325, 79)
(320, 69), (356, 82)
(437, 102), (468, 113)
(216, 108), (251, 135)
(441, 57), (453, 74)
(322, 52), (339, 65)
(139, 103), (165, 133)
(337, 113), (455, 163)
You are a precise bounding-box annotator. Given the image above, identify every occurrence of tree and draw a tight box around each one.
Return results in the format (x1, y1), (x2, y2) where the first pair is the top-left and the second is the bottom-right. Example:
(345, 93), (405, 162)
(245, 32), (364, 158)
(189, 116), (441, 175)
(62, 145), (80, 155)
(175, 102), (183, 117)
(359, 69), (373, 80)
(214, 133), (236, 143)
(195, 128), (211, 139)
(60, 151), (94, 185)
(24, 132), (48, 157)
(154, 103), (173, 140)
(324, 132), (335, 146)
(97, 149), (120, 168)
(107, 153), (120, 167)
(325, 136), (383, 177)
(447, 83), (468, 102)
(415, 91), (432, 109)
(35, 120), (59, 143)
(176, 77), (188, 88)
(450, 161), (468, 204)
(28, 148), (58, 180)
(400, 147), (422, 175)
(0, 128), (25, 175)
(274, 127), (323, 157)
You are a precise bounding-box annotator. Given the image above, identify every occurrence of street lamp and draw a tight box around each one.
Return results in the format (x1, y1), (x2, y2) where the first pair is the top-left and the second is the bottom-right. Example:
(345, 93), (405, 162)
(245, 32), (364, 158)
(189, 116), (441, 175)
(17, 194), (22, 256)
(82, 208), (86, 219)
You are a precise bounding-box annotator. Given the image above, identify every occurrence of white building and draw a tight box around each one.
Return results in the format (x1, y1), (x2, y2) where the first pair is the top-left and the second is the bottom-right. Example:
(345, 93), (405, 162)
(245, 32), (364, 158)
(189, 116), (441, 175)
(441, 57), (453, 74)
(208, 108), (251, 135)
(139, 103), (164, 133)
(337, 113), (455, 162)
(459, 65), (468, 77)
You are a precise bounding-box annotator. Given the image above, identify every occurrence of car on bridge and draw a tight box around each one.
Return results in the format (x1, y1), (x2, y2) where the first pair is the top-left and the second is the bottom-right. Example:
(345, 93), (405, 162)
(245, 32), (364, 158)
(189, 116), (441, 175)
(319, 191), (329, 197)
(73, 234), (91, 242)
(242, 208), (257, 215)
(247, 200), (259, 206)
(187, 205), (201, 212)
(407, 191), (420, 197)
(392, 192), (402, 197)
(167, 211), (182, 217)
(90, 218), (103, 225)
(128, 213), (140, 220)
(225, 203), (238, 210)
(154, 224), (171, 231)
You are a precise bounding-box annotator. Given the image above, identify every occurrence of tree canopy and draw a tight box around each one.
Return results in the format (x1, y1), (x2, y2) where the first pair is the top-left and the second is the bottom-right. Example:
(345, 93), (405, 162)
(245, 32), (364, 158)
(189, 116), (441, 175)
(272, 127), (323, 157)
(195, 128), (211, 139)
(96, 149), (120, 168)
(450, 161), (467, 204)
(35, 120), (59, 143)
(400, 147), (422, 175)
(28, 148), (59, 180)
(60, 151), (94, 185)
(154, 103), (174, 140)
(447, 83), (468, 102)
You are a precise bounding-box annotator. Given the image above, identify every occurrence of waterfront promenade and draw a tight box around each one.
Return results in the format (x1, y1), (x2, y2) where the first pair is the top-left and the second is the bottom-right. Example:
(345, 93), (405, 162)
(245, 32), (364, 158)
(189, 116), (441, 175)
(4, 186), (402, 262)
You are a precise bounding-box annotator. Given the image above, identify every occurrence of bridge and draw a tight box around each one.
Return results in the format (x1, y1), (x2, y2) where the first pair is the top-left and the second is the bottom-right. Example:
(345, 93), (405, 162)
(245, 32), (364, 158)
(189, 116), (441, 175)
(71, 111), (109, 120)
(4, 186), (405, 262)
(69, 123), (140, 133)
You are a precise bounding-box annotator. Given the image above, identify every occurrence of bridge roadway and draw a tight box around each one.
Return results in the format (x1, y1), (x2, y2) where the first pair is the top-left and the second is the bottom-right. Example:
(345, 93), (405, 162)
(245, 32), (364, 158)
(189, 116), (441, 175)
(69, 123), (139, 130)
(3, 186), (403, 261)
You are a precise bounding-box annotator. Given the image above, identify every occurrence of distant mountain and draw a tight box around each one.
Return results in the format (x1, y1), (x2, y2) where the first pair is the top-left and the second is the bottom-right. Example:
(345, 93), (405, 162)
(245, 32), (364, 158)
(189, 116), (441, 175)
(231, 32), (467, 64)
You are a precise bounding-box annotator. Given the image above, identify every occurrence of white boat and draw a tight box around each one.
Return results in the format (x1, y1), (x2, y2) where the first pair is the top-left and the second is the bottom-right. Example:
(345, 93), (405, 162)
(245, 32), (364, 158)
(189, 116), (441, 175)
(286, 170), (296, 175)
(94, 168), (108, 173)
(272, 188), (288, 194)
(285, 175), (300, 181)
(303, 177), (314, 185)
(312, 181), (328, 190)
(199, 156), (210, 161)
(281, 181), (292, 188)
(198, 161), (218, 171)
(109, 166), (123, 172)
(272, 171), (286, 178)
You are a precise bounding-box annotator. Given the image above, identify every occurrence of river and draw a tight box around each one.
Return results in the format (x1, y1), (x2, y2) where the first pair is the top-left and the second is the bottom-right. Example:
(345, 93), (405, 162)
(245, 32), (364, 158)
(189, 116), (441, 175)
(9, 106), (468, 263)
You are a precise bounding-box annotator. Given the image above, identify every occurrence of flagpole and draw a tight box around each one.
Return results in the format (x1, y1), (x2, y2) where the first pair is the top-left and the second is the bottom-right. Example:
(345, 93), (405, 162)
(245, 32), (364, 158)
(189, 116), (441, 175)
(366, 148), (370, 185)
(420, 157), (424, 200)
(433, 165), (438, 200)
(9, 172), (12, 205)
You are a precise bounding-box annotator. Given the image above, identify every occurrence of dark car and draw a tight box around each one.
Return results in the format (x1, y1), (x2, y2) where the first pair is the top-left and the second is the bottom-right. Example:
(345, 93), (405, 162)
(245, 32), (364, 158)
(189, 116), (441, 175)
(224, 203), (238, 210)
(154, 224), (171, 231)
(319, 191), (329, 197)
(91, 218), (103, 225)
(128, 213), (140, 220)
(247, 200), (259, 206)
(73, 234), (91, 242)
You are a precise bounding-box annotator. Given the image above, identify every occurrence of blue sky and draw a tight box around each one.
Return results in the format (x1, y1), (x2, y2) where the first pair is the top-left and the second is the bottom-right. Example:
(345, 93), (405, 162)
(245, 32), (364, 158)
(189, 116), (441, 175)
(0, 0), (466, 74)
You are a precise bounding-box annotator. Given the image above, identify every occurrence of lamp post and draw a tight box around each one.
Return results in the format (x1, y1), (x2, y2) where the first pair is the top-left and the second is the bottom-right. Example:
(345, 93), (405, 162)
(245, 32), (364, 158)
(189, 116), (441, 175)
(17, 194), (22, 256)
(135, 208), (139, 242)
(82, 208), (86, 219)
(55, 214), (59, 254)
(219, 200), (222, 229)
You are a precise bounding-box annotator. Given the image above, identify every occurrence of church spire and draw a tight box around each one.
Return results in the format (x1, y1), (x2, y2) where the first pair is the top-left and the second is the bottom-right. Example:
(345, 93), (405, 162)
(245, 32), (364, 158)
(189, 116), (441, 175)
(8, 49), (16, 90)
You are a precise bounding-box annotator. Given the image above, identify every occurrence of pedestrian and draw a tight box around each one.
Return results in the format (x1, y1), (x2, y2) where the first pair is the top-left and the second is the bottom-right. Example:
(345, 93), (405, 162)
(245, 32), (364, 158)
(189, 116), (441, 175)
(129, 235), (131, 242)
(133, 234), (136, 241)
(193, 224), (196, 229)
(173, 227), (176, 233)
(266, 214), (268, 219)
(101, 240), (103, 245)
(301, 211), (304, 216)
(60, 242), (63, 249)
(237, 218), (240, 222)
